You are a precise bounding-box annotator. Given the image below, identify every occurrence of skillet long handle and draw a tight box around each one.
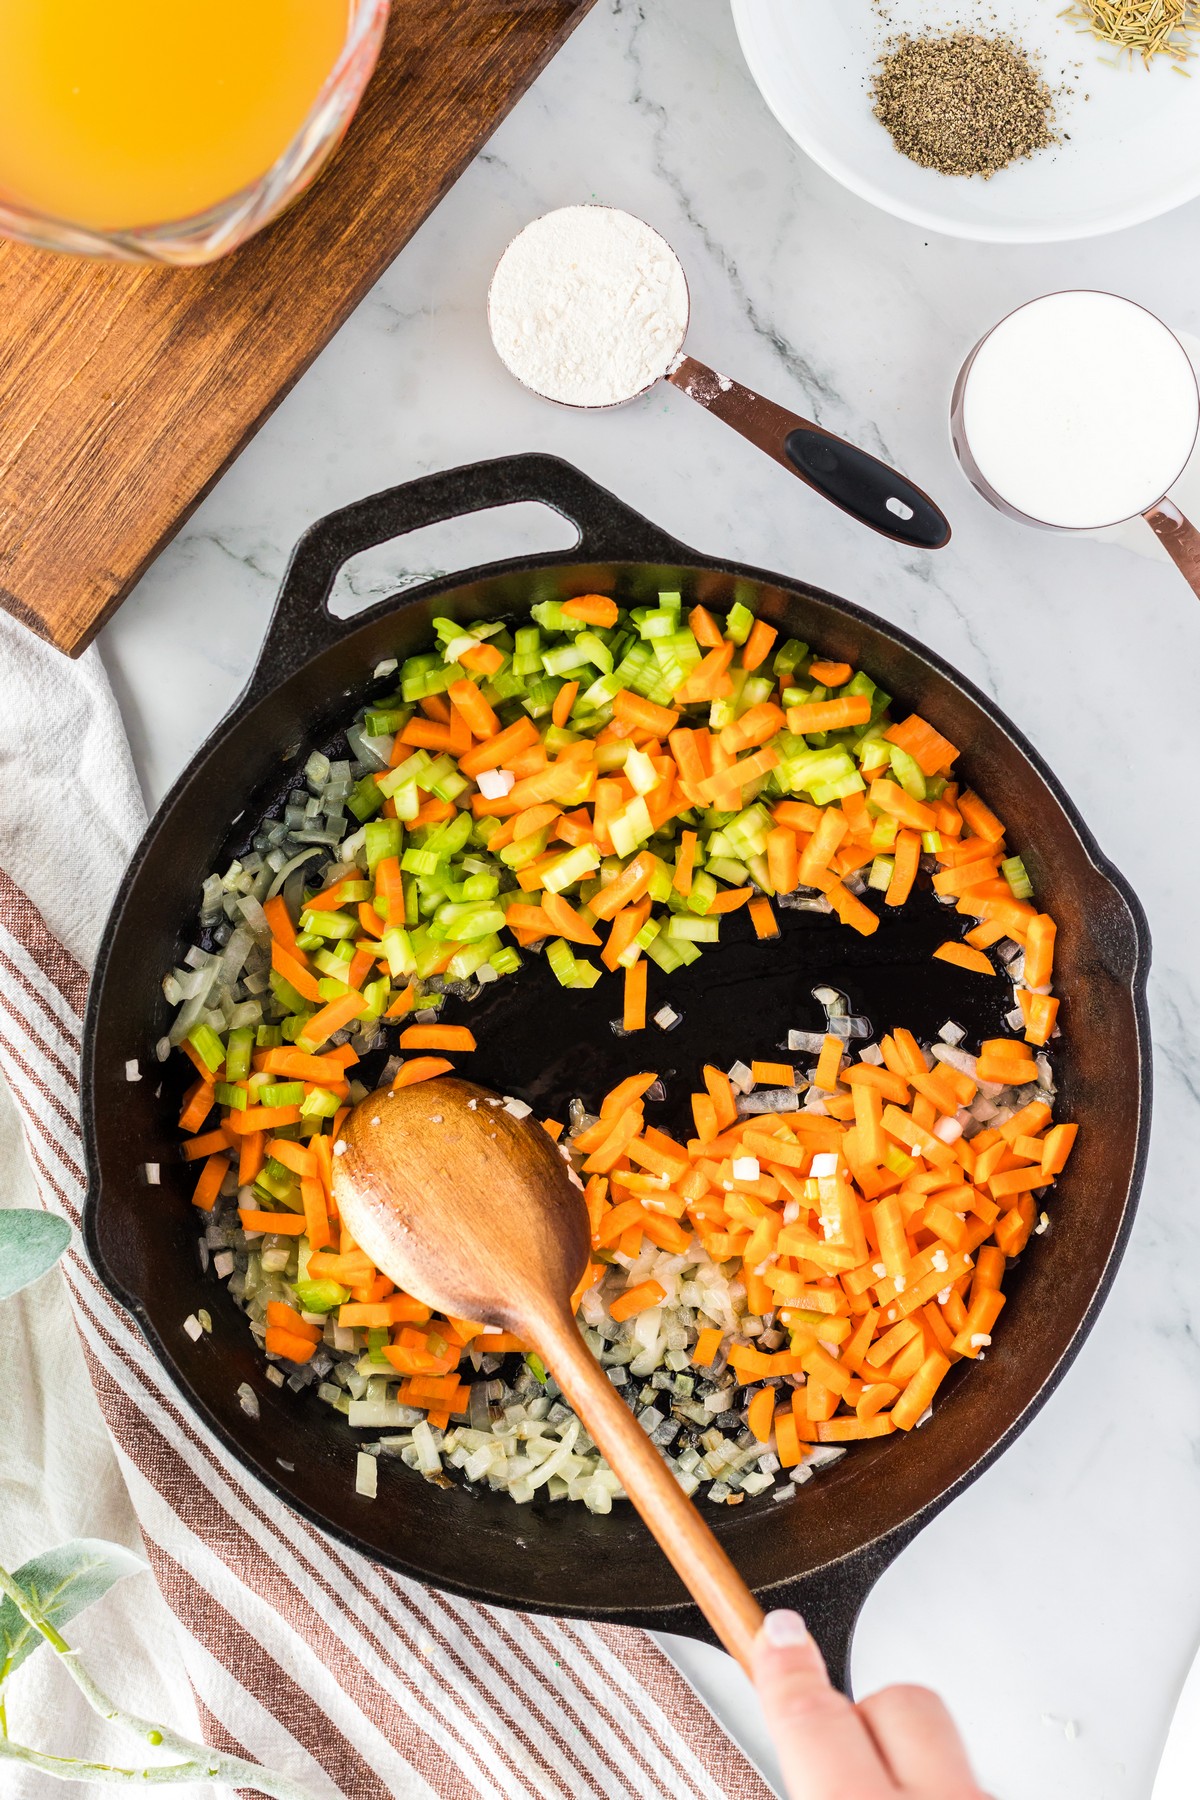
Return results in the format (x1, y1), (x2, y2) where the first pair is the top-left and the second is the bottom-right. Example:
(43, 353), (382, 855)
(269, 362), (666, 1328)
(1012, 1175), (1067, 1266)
(667, 355), (950, 550)
(534, 1309), (764, 1674)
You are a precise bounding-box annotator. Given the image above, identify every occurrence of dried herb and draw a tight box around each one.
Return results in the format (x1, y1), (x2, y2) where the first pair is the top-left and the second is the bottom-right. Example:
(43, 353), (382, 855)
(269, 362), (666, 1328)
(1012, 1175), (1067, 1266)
(871, 31), (1057, 178)
(1062, 0), (1199, 69)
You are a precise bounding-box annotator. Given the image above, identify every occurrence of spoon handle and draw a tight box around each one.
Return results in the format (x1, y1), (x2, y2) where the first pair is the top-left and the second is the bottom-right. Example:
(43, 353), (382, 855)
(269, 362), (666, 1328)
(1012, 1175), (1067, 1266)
(1143, 499), (1200, 602)
(666, 354), (950, 549)
(534, 1309), (764, 1673)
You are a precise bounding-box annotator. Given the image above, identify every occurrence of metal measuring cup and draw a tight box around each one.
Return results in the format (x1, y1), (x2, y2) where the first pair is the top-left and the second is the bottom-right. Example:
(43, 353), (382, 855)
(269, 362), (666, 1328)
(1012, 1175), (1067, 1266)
(488, 207), (950, 552)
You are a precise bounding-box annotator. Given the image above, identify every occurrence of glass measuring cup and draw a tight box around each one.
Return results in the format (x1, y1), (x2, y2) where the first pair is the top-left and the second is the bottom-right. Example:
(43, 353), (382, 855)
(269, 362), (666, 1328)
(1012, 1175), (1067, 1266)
(488, 207), (950, 551)
(951, 290), (1200, 601)
(0, 0), (388, 265)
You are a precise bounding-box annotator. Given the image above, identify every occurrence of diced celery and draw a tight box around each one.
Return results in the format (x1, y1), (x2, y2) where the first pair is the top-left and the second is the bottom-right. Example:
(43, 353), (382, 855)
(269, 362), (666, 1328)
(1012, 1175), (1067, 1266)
(225, 1025), (254, 1083)
(500, 826), (550, 870)
(1001, 855), (1034, 900)
(380, 928), (416, 977)
(294, 1279), (349, 1313)
(214, 1081), (247, 1110)
(541, 845), (601, 893)
(667, 915), (720, 943)
(446, 938), (500, 982)
(569, 958), (602, 989)
(255, 1024), (284, 1049)
(809, 772), (866, 805)
(316, 977), (350, 1001)
(773, 638), (809, 678)
(723, 600), (755, 644)
(187, 1023), (225, 1073)
(868, 856), (894, 892)
(705, 856), (749, 887)
(643, 933), (686, 973)
(302, 907), (359, 939)
(346, 774), (384, 821)
(490, 946), (522, 976)
(361, 977), (389, 1020)
(687, 870), (718, 916)
(619, 918), (660, 967)
(401, 846), (443, 877)
(921, 831), (943, 854)
(646, 857), (673, 905)
(546, 938), (578, 987)
(625, 747), (660, 795)
(413, 753), (454, 793)
(888, 743), (927, 800)
(300, 1087), (340, 1119)
(269, 971), (309, 1014)
(258, 1081), (304, 1108)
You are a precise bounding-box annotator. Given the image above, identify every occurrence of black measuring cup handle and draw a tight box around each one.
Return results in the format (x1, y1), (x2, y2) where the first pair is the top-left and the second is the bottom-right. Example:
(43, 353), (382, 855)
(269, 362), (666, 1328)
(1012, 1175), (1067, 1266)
(667, 356), (951, 550)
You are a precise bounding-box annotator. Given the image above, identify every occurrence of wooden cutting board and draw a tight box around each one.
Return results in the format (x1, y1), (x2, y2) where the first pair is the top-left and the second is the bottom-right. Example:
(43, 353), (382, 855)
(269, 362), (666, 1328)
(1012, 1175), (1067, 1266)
(0, 0), (596, 656)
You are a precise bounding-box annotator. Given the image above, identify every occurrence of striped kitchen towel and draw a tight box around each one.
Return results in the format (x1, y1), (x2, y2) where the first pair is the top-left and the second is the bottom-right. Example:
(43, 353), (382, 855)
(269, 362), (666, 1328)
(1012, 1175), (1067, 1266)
(0, 617), (770, 1800)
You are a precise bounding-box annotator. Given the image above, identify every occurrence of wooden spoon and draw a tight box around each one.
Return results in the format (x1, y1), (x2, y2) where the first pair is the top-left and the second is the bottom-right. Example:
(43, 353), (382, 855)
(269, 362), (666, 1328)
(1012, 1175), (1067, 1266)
(333, 1076), (765, 1672)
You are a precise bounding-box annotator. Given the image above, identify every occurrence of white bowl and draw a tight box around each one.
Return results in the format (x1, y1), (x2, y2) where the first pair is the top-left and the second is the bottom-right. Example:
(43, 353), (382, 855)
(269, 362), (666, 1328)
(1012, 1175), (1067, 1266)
(731, 0), (1200, 243)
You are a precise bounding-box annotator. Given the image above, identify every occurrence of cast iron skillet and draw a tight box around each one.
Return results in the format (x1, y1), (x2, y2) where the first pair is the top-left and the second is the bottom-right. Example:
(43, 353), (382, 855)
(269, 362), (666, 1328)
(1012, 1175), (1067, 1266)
(83, 455), (1151, 1690)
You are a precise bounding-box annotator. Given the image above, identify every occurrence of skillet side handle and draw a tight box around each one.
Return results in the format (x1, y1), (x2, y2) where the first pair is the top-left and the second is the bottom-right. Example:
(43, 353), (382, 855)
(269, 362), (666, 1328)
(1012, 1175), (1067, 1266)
(759, 1542), (904, 1697)
(664, 1538), (909, 1697)
(243, 453), (695, 700)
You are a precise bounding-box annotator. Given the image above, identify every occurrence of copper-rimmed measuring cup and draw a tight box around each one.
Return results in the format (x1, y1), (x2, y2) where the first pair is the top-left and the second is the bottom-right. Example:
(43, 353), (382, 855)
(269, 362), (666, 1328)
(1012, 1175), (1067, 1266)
(951, 290), (1200, 602)
(488, 206), (950, 551)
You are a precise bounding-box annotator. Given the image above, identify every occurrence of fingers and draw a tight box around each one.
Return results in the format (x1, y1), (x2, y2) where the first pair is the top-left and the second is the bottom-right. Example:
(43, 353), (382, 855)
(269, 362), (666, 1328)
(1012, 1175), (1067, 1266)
(751, 1610), (890, 1800)
(857, 1684), (981, 1797)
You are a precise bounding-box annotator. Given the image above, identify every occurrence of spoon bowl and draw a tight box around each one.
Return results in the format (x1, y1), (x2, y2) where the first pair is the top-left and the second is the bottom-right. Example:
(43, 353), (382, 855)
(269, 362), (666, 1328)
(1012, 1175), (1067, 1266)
(334, 1075), (766, 1672)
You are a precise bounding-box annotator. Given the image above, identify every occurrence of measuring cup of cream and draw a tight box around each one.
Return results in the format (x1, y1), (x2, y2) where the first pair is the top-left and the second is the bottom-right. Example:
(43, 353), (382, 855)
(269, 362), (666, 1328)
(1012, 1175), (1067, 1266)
(951, 291), (1200, 601)
(488, 205), (949, 550)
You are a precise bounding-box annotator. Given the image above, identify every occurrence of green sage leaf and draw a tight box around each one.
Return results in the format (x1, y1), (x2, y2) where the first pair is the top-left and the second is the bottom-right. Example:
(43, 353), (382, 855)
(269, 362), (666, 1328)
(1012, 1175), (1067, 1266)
(0, 1539), (144, 1681)
(0, 1209), (71, 1301)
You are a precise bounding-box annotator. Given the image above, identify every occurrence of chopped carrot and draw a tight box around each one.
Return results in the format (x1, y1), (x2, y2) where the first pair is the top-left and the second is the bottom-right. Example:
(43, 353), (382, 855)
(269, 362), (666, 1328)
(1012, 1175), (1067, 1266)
(673, 829), (697, 897)
(623, 959), (647, 1032)
(458, 640), (505, 676)
(787, 696), (871, 734)
(447, 677), (500, 740)
(552, 680), (579, 728)
(885, 829), (921, 908)
(612, 690), (680, 736)
(933, 942), (996, 976)
(297, 991), (368, 1052)
(814, 1036), (843, 1093)
(398, 1024), (477, 1052)
(266, 1301), (321, 1343)
(1024, 913), (1057, 990)
(392, 1056), (455, 1089)
(693, 1327), (723, 1367)
(609, 1279), (666, 1322)
(265, 1325), (317, 1364)
(271, 942), (321, 1004)
(742, 619), (778, 671)
(563, 594), (619, 627)
(752, 1061), (794, 1088)
(747, 1387), (776, 1441)
(689, 604), (723, 648)
(808, 659), (852, 686)
(238, 1209), (307, 1235)
(192, 1153), (229, 1213)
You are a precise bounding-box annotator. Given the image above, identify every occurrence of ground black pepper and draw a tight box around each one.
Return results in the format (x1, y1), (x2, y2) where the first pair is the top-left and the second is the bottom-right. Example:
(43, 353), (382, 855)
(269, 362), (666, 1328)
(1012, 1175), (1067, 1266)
(871, 31), (1057, 178)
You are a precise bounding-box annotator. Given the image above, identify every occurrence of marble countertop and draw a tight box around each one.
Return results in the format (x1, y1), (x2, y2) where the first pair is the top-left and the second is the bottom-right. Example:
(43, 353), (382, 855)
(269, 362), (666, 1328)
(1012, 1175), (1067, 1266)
(97, 3), (1200, 1795)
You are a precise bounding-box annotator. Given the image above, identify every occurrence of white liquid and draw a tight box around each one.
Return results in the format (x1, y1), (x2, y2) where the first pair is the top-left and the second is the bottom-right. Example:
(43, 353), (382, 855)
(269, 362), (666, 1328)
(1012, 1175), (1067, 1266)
(960, 292), (1199, 529)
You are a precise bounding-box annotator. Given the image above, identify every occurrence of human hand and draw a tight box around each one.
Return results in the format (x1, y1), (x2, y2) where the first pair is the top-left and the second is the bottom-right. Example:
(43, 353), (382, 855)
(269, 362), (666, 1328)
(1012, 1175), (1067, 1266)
(752, 1611), (987, 1800)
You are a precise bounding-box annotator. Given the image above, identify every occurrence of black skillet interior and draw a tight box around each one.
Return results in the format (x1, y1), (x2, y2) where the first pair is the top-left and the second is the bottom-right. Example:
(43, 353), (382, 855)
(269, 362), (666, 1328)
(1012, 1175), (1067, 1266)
(83, 456), (1151, 1687)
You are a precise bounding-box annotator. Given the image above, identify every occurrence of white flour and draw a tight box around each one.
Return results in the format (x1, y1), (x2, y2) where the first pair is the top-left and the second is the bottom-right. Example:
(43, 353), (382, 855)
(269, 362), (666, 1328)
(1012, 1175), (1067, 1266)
(487, 205), (689, 407)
